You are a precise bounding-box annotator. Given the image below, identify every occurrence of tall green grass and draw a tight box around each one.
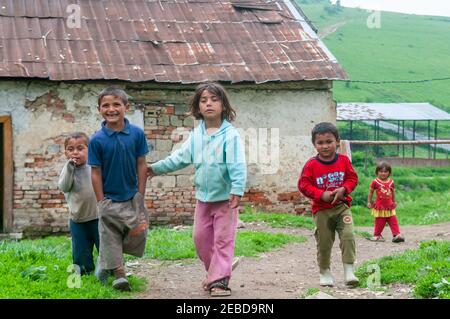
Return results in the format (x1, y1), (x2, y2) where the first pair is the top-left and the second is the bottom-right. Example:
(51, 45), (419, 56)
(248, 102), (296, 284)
(0, 236), (146, 299)
(356, 240), (450, 299)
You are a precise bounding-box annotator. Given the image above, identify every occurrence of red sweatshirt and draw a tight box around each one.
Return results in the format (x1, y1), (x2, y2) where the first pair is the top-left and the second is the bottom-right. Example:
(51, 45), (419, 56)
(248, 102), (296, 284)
(298, 154), (358, 214)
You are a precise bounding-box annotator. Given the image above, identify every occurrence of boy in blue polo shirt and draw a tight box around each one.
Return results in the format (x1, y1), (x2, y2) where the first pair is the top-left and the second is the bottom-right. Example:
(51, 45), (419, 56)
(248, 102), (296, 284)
(88, 87), (149, 291)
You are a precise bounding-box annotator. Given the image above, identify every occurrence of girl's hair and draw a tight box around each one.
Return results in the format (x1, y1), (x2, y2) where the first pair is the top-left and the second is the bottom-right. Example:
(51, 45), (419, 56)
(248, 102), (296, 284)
(64, 132), (89, 149)
(97, 86), (129, 106)
(375, 161), (392, 176)
(188, 82), (236, 122)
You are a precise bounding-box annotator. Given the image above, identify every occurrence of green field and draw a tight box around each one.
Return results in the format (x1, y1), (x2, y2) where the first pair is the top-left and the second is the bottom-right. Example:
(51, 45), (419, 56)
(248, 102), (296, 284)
(297, 0), (450, 139)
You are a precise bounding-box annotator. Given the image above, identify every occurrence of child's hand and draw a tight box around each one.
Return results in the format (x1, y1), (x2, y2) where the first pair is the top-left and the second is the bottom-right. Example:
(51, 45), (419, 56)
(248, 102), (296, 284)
(147, 166), (155, 178)
(229, 195), (240, 209)
(129, 221), (148, 237)
(320, 191), (334, 203)
(330, 187), (346, 205)
(367, 202), (373, 209)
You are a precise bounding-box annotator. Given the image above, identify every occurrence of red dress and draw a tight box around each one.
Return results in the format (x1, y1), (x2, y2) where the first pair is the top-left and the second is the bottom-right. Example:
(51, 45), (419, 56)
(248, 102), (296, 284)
(370, 178), (396, 217)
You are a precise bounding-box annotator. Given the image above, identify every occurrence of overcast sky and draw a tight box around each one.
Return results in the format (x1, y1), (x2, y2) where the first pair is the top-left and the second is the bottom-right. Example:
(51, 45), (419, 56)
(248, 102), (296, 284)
(331, 0), (450, 18)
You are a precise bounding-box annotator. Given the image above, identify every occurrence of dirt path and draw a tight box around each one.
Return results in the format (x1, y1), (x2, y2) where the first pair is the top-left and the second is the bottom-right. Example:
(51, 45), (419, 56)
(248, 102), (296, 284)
(318, 21), (347, 38)
(130, 222), (450, 299)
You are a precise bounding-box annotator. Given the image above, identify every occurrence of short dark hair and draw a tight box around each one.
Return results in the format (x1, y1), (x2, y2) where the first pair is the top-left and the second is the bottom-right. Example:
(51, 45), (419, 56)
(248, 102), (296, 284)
(375, 161), (392, 176)
(188, 82), (236, 122)
(64, 132), (89, 149)
(311, 122), (340, 144)
(97, 86), (129, 106)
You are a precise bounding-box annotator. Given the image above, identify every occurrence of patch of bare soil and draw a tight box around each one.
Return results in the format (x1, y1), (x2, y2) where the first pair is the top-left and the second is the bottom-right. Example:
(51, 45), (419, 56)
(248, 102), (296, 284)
(130, 222), (450, 299)
(318, 21), (347, 38)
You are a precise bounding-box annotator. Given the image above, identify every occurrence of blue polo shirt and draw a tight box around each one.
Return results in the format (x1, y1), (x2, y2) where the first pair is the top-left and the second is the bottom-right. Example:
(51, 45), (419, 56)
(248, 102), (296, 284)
(88, 118), (149, 202)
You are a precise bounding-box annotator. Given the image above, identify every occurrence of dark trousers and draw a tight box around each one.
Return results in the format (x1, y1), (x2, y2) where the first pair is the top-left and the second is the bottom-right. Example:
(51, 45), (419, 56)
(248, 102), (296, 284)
(70, 219), (100, 274)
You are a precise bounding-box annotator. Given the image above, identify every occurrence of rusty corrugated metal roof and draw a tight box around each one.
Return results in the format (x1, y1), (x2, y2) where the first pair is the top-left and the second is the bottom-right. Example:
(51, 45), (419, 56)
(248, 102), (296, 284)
(0, 0), (347, 83)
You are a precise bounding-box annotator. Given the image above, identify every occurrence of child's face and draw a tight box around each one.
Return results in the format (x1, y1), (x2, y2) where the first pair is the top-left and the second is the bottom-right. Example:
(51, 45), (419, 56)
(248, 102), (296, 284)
(98, 95), (129, 128)
(313, 133), (338, 161)
(199, 90), (223, 121)
(65, 138), (88, 166)
(377, 168), (390, 180)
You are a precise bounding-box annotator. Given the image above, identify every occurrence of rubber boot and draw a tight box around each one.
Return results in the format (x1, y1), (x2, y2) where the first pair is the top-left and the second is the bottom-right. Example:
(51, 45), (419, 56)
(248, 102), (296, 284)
(319, 268), (334, 287)
(343, 263), (359, 286)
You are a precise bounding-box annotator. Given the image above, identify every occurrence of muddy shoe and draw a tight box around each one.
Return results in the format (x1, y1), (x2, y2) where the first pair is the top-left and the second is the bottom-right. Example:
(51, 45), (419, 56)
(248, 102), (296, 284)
(112, 277), (131, 291)
(112, 266), (131, 291)
(392, 234), (405, 243)
(319, 269), (334, 287)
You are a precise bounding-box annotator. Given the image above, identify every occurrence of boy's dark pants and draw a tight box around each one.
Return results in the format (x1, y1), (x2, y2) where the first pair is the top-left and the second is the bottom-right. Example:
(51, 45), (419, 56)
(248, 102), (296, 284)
(70, 219), (100, 274)
(313, 203), (356, 271)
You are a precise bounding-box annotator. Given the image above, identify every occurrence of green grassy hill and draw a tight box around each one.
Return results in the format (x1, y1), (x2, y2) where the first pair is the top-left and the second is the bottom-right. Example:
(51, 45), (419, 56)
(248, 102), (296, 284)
(297, 0), (450, 138)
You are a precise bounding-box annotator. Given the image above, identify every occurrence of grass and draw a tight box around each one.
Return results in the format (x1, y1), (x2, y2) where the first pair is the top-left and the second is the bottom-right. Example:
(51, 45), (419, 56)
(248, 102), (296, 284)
(240, 206), (315, 230)
(297, 0), (450, 139)
(300, 287), (320, 298)
(356, 240), (450, 298)
(0, 227), (305, 298)
(0, 236), (146, 299)
(235, 231), (306, 257)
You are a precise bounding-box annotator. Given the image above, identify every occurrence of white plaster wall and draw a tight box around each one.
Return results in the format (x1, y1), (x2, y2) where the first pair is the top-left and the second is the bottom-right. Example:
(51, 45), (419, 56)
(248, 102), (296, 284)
(229, 89), (336, 199)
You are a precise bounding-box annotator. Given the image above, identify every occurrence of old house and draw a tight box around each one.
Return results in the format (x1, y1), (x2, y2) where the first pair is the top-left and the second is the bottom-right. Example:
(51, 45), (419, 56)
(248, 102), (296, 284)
(0, 0), (346, 237)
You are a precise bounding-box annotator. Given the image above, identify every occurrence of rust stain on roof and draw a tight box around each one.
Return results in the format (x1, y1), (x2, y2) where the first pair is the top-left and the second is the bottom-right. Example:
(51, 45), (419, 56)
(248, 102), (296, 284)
(0, 0), (347, 83)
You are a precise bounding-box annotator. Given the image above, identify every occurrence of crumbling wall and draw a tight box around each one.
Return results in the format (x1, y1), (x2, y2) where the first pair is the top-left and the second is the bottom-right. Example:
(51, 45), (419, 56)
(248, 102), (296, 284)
(0, 80), (335, 236)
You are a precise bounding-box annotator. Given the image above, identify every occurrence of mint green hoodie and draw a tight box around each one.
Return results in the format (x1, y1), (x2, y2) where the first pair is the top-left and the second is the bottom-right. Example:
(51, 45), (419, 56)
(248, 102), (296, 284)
(151, 120), (247, 202)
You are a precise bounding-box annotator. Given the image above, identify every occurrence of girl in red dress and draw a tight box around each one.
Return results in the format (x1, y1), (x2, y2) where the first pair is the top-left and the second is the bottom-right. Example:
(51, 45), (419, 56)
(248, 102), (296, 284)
(367, 162), (405, 243)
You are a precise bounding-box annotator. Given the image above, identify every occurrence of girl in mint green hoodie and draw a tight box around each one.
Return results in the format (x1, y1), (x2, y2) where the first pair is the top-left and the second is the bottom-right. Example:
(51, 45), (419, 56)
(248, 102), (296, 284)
(149, 82), (246, 297)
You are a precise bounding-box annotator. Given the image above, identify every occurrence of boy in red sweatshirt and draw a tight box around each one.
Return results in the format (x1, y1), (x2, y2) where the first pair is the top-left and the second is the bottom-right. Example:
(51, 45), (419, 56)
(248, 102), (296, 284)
(298, 122), (359, 287)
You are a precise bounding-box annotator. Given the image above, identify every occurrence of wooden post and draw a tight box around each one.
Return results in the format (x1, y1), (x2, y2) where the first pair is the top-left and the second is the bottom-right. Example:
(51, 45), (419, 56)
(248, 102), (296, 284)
(0, 116), (13, 232)
(340, 140), (352, 162)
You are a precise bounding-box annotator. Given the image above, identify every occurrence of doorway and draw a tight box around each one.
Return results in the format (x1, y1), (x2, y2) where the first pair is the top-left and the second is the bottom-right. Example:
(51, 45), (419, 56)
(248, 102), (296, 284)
(0, 116), (13, 232)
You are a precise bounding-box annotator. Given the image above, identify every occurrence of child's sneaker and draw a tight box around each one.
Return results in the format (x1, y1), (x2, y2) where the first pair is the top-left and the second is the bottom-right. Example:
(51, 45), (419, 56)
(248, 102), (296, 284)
(392, 234), (405, 243)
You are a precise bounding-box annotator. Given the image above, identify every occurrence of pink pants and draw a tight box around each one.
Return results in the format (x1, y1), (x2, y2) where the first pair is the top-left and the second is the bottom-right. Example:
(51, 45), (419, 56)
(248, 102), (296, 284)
(374, 216), (401, 237)
(193, 200), (238, 286)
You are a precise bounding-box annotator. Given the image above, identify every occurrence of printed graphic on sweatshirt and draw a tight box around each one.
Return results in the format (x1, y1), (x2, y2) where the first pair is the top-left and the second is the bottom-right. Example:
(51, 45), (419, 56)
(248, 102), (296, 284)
(316, 171), (345, 189)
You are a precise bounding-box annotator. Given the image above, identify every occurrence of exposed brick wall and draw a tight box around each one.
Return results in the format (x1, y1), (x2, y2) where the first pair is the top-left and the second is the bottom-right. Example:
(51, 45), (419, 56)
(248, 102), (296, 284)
(14, 136), (70, 236)
(241, 189), (311, 216)
(142, 100), (197, 226)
